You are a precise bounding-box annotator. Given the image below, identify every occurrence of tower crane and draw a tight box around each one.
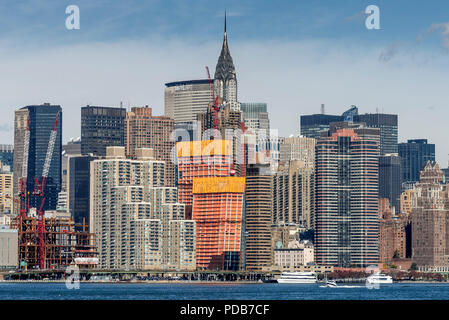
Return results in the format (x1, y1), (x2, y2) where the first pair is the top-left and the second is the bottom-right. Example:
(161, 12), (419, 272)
(32, 110), (60, 269)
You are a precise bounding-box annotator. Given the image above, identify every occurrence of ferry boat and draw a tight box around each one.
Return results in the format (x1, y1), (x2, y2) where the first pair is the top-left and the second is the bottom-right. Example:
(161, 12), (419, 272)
(276, 272), (317, 284)
(366, 272), (393, 284)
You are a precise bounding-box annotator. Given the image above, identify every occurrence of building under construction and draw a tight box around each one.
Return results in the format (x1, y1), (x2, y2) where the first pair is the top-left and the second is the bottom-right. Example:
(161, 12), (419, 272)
(10, 214), (97, 270)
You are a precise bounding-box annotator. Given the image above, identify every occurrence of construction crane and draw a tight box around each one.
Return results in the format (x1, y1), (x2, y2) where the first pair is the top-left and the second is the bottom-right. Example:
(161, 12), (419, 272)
(32, 110), (60, 270)
(18, 115), (31, 217)
(205, 66), (220, 130)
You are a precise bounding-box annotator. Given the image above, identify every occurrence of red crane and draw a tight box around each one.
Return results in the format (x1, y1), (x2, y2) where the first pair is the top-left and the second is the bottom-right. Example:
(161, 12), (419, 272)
(205, 66), (220, 130)
(32, 110), (60, 269)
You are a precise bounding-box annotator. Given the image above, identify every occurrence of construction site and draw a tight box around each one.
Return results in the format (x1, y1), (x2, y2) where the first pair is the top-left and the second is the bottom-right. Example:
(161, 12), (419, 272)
(9, 107), (98, 270)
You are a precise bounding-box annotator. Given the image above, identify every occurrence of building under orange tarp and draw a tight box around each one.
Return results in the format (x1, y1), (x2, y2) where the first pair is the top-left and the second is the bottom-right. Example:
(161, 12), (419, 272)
(192, 177), (245, 270)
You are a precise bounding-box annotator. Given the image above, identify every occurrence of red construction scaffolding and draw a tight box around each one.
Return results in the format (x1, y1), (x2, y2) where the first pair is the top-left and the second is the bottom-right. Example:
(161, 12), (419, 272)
(10, 216), (97, 270)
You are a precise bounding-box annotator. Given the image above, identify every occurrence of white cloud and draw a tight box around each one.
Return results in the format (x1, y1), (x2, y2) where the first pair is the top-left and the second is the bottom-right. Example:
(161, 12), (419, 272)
(0, 37), (448, 166)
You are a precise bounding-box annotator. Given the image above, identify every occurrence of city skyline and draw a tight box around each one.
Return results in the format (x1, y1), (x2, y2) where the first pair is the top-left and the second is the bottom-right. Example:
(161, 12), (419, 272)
(0, 1), (448, 165)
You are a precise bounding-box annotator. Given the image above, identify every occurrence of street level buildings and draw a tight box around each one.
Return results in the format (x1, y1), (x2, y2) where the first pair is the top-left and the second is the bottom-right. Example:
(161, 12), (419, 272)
(125, 106), (175, 186)
(0, 226), (18, 269)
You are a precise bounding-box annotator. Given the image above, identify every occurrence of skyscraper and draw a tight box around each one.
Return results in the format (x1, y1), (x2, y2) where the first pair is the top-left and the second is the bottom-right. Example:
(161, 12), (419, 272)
(300, 114), (343, 140)
(13, 104), (62, 211)
(0, 145), (13, 170)
(399, 139), (435, 188)
(411, 162), (449, 270)
(164, 80), (213, 123)
(279, 136), (316, 168)
(240, 103), (270, 135)
(214, 13), (239, 111)
(244, 164), (273, 271)
(125, 106), (175, 186)
(315, 128), (380, 267)
(90, 147), (195, 270)
(192, 176), (245, 270)
(81, 105), (126, 157)
(379, 154), (402, 211)
(353, 113), (398, 155)
(68, 155), (97, 228)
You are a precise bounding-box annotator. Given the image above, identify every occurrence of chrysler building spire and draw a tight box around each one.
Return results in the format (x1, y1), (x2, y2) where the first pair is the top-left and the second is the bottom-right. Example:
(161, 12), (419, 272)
(214, 12), (239, 110)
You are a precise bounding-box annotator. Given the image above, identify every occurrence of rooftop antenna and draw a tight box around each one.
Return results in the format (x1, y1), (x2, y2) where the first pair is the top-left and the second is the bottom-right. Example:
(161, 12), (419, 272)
(321, 104), (325, 115)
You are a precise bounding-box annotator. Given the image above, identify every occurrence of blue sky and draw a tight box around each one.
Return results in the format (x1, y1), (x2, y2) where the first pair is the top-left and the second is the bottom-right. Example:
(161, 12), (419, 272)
(0, 0), (448, 164)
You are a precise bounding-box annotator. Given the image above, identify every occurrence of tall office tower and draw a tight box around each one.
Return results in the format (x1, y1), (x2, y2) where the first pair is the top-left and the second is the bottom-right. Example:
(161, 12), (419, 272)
(379, 154), (402, 211)
(13, 104), (62, 211)
(214, 13), (239, 111)
(0, 171), (13, 213)
(176, 140), (233, 218)
(125, 106), (175, 186)
(0, 145), (13, 170)
(378, 198), (407, 265)
(244, 164), (273, 271)
(280, 136), (316, 168)
(411, 162), (449, 270)
(68, 155), (97, 228)
(81, 105), (126, 157)
(164, 80), (213, 123)
(192, 176), (245, 270)
(272, 160), (315, 229)
(240, 103), (270, 136)
(90, 147), (195, 270)
(315, 128), (380, 267)
(399, 139), (436, 189)
(61, 138), (82, 204)
(444, 166), (449, 184)
(353, 113), (398, 155)
(300, 114), (343, 140)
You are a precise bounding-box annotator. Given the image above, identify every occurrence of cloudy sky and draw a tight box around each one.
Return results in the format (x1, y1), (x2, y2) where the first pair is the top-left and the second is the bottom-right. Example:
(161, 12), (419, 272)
(0, 0), (448, 164)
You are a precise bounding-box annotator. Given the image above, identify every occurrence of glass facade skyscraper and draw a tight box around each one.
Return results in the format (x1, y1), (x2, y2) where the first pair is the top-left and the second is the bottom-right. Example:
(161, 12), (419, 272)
(81, 105), (126, 157)
(379, 154), (402, 211)
(13, 104), (62, 211)
(399, 139), (436, 188)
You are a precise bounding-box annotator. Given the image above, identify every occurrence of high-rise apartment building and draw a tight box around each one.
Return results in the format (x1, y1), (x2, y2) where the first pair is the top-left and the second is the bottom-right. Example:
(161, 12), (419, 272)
(13, 104), (62, 211)
(0, 172), (13, 213)
(244, 164), (273, 271)
(164, 80), (213, 123)
(81, 105), (126, 157)
(379, 154), (402, 211)
(300, 108), (397, 156)
(411, 162), (449, 269)
(125, 106), (175, 186)
(315, 128), (380, 267)
(399, 139), (436, 188)
(176, 140), (233, 215)
(90, 147), (195, 270)
(192, 176), (245, 270)
(273, 160), (315, 229)
(0, 145), (13, 171)
(279, 136), (316, 168)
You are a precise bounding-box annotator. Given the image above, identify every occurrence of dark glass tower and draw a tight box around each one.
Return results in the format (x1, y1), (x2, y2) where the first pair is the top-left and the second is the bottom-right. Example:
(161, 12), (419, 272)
(379, 154), (402, 211)
(300, 114), (344, 140)
(398, 139), (435, 188)
(14, 104), (62, 211)
(81, 106), (126, 157)
(68, 155), (97, 229)
(353, 113), (398, 155)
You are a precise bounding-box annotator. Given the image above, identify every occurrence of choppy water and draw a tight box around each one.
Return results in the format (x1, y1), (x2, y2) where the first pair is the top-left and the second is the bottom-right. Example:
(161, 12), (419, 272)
(1, 282), (449, 300)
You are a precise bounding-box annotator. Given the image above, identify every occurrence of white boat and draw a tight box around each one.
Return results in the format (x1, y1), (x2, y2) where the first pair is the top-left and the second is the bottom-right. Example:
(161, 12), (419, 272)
(366, 272), (393, 284)
(325, 280), (338, 287)
(276, 272), (317, 284)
